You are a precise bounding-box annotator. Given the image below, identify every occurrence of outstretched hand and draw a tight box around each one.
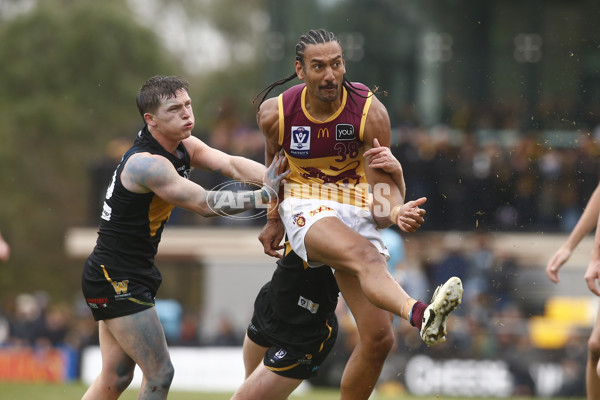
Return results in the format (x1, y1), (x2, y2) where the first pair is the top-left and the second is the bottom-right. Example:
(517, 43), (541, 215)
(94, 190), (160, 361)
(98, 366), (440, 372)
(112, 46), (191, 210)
(391, 197), (427, 233)
(262, 149), (289, 201)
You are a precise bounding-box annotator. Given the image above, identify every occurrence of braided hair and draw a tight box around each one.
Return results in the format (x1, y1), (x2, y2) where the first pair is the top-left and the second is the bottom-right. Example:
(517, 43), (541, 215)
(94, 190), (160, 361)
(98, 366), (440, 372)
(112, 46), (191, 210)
(253, 28), (369, 109)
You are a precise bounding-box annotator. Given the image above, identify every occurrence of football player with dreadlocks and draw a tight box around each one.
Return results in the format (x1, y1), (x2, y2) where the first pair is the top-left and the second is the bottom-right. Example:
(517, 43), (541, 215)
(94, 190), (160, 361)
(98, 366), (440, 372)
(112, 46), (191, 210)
(234, 29), (463, 400)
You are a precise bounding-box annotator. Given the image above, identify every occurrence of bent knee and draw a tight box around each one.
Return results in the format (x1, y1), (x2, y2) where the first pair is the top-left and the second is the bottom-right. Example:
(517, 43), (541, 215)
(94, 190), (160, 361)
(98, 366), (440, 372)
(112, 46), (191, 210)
(153, 361), (175, 389)
(106, 367), (135, 394)
(351, 246), (387, 274)
(360, 327), (395, 360)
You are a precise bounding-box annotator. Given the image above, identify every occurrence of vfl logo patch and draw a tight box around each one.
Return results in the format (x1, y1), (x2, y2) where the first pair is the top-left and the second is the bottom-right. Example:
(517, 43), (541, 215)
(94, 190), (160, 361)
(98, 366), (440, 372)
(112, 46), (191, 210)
(336, 124), (355, 140)
(298, 296), (320, 314)
(274, 348), (287, 360)
(290, 126), (311, 157)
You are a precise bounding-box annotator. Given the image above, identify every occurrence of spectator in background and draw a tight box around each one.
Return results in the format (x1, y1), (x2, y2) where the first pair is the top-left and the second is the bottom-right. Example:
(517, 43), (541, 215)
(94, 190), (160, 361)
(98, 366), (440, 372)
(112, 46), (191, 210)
(209, 314), (242, 347)
(155, 299), (183, 345)
(380, 227), (405, 275)
(0, 231), (10, 262)
(392, 236), (429, 305)
(8, 293), (45, 346)
(430, 233), (470, 287)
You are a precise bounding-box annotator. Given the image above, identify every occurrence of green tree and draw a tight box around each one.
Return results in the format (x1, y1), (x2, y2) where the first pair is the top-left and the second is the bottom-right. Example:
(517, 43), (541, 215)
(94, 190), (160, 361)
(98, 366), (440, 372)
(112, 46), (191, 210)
(0, 0), (182, 301)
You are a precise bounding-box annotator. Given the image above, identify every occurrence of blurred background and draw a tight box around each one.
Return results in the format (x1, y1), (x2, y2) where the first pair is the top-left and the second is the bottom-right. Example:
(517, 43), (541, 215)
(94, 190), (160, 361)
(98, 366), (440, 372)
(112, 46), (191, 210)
(1, 0), (599, 397)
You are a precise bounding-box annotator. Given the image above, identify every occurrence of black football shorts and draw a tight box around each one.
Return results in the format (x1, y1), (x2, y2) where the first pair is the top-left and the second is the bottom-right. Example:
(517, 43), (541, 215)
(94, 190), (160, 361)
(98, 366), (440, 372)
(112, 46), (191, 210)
(81, 256), (159, 321)
(247, 312), (338, 380)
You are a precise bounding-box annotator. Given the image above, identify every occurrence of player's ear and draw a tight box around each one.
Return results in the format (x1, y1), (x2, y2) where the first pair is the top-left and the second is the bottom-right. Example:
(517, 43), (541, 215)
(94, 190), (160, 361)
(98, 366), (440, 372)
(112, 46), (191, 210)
(144, 113), (156, 126)
(295, 60), (305, 80)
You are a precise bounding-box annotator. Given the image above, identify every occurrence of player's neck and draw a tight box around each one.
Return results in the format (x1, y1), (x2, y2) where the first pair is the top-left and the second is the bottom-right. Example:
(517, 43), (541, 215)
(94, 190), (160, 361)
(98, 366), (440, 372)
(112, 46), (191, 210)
(304, 95), (341, 122)
(148, 126), (181, 155)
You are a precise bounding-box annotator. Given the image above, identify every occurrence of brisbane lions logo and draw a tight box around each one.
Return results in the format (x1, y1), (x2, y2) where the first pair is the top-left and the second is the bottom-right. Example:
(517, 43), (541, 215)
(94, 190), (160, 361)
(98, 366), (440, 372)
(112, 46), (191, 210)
(299, 160), (361, 185)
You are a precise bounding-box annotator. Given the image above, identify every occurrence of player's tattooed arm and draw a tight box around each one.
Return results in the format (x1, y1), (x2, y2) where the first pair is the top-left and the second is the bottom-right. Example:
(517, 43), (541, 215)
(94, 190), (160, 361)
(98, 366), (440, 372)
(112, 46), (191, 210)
(121, 150), (287, 217)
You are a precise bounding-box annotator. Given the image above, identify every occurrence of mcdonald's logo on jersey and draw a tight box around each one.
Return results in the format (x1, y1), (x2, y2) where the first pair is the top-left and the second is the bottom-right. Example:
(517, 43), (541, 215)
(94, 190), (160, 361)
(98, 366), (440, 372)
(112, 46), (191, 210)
(317, 128), (329, 138)
(290, 126), (311, 157)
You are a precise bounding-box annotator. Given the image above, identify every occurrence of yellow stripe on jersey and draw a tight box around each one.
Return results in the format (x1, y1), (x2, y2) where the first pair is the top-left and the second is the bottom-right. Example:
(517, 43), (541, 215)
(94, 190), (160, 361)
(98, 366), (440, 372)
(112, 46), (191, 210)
(148, 196), (174, 237)
(278, 94), (285, 146)
(359, 91), (373, 141)
(284, 242), (310, 269)
(100, 264), (113, 282)
(128, 297), (155, 307)
(284, 241), (293, 257)
(266, 363), (299, 372)
(318, 320), (334, 352)
(301, 86), (347, 123)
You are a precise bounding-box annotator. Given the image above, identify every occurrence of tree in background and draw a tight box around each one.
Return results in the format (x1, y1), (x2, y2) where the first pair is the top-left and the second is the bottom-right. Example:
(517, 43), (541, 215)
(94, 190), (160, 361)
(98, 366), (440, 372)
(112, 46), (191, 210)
(0, 0), (181, 300)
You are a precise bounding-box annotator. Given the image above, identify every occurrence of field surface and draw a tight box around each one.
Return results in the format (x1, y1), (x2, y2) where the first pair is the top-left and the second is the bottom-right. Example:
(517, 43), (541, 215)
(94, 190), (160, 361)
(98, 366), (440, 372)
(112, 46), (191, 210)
(0, 382), (586, 400)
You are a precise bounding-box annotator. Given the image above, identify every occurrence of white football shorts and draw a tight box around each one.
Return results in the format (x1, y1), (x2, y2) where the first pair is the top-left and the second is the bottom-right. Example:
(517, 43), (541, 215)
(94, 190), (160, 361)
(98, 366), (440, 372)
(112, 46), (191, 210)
(279, 197), (390, 267)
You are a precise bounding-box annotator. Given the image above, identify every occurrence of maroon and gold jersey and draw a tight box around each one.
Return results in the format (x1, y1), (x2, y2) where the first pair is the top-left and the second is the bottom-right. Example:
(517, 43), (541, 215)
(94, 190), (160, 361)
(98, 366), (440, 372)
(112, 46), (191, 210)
(278, 83), (373, 208)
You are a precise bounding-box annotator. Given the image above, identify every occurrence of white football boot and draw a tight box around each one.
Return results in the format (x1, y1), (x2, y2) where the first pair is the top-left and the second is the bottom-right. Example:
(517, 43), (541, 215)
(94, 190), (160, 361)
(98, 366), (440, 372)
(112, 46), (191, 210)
(420, 276), (463, 346)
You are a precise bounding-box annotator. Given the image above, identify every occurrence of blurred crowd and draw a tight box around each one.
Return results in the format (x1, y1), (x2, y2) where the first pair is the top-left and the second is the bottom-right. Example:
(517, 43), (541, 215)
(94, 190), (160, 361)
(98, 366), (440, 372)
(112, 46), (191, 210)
(392, 124), (600, 233)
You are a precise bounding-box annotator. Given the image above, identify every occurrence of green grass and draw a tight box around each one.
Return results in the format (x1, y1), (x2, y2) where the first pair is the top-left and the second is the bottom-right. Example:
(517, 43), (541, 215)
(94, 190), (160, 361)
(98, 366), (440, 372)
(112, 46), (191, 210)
(0, 381), (586, 400)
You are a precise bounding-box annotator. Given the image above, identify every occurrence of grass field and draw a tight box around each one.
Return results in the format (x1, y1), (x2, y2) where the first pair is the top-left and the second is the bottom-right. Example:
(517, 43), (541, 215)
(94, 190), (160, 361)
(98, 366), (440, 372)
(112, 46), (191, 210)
(0, 381), (586, 400)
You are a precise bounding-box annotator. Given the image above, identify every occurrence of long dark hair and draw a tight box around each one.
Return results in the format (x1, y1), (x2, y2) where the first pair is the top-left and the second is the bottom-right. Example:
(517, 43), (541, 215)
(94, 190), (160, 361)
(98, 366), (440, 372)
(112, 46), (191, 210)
(253, 29), (370, 109)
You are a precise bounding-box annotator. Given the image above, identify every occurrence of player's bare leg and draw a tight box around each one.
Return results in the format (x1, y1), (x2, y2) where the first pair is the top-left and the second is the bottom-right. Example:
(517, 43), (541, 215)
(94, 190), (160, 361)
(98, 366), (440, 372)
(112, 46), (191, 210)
(232, 364), (301, 400)
(304, 217), (413, 317)
(82, 321), (136, 400)
(335, 271), (395, 400)
(241, 334), (268, 379)
(84, 308), (174, 400)
(587, 306), (600, 399)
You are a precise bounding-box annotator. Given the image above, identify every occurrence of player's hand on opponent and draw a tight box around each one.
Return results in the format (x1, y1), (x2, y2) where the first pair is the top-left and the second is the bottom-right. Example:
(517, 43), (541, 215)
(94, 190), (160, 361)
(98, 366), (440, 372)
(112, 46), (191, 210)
(262, 149), (289, 202)
(259, 218), (285, 259)
(259, 149), (288, 258)
(545, 246), (572, 284)
(390, 198), (427, 233)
